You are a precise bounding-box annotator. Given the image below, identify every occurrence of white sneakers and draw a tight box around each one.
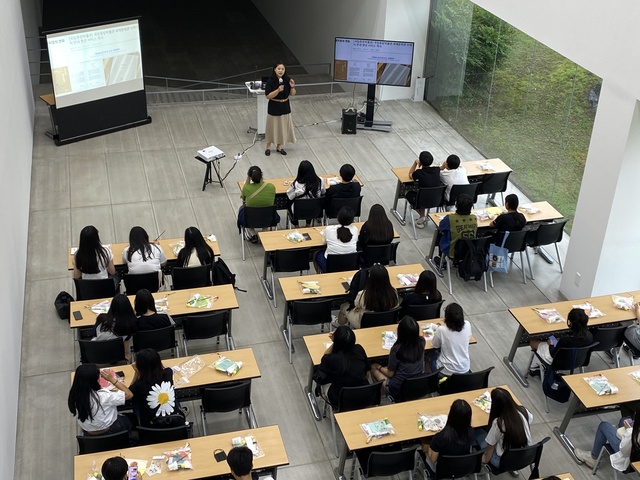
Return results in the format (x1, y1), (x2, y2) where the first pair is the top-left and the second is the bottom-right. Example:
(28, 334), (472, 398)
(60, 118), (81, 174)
(574, 448), (596, 468)
(415, 216), (426, 229)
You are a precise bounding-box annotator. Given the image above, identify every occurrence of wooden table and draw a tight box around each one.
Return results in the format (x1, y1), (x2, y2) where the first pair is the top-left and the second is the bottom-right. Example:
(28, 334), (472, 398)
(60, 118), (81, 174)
(390, 158), (512, 225)
(238, 173), (364, 210)
(504, 290), (640, 387)
(67, 237), (221, 271)
(554, 365), (640, 463)
(333, 385), (517, 479)
(301, 319), (476, 420)
(69, 285), (239, 330)
(74, 425), (288, 480)
(257, 222), (399, 300)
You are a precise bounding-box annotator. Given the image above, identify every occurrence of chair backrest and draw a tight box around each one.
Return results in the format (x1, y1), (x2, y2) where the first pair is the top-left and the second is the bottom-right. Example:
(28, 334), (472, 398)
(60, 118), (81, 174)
(526, 219), (568, 248)
(406, 301), (445, 320)
(360, 306), (401, 329)
(441, 366), (494, 395)
(182, 311), (228, 340)
(397, 371), (440, 402)
(133, 325), (177, 354)
(389, 242), (400, 264)
(361, 243), (394, 268)
(496, 230), (528, 253)
(326, 196), (363, 219)
(550, 342), (599, 372)
(435, 449), (486, 480)
(291, 197), (325, 222)
(446, 183), (479, 206)
(591, 325), (628, 352)
(201, 380), (252, 413)
(245, 205), (278, 229)
(273, 248), (311, 273)
(122, 271), (160, 295)
(337, 381), (383, 413)
(137, 425), (189, 446)
(291, 298), (334, 326)
(363, 444), (419, 478)
(76, 430), (130, 454)
(478, 171), (511, 196)
(326, 252), (359, 273)
(498, 437), (550, 475)
(414, 186), (446, 210)
(73, 278), (116, 301)
(79, 338), (126, 365)
(171, 265), (211, 290)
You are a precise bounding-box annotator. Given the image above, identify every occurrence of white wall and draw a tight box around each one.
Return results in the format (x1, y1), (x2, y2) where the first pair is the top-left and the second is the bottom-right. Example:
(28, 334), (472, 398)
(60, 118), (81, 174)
(0, 0), (34, 476)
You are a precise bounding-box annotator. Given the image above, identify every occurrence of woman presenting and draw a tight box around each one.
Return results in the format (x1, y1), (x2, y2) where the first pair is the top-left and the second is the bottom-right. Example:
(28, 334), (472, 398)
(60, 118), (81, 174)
(264, 62), (296, 156)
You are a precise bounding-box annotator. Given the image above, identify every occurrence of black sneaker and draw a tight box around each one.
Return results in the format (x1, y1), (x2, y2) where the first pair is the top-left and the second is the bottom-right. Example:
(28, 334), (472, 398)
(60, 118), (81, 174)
(528, 367), (541, 378)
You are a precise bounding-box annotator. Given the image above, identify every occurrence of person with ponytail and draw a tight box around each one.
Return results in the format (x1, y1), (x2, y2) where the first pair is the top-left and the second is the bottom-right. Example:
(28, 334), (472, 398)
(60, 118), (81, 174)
(314, 206), (358, 273)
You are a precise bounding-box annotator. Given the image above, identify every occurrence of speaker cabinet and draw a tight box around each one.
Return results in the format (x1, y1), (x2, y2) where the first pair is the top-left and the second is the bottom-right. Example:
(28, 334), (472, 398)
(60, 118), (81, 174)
(341, 109), (357, 135)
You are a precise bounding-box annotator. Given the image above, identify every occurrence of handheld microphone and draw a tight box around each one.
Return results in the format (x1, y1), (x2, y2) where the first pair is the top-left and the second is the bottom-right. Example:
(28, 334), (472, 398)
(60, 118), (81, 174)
(279, 77), (283, 88)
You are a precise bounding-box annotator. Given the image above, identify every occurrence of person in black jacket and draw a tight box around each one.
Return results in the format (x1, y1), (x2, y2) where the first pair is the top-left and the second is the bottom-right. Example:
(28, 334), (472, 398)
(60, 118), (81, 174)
(326, 163), (361, 201)
(490, 194), (526, 232)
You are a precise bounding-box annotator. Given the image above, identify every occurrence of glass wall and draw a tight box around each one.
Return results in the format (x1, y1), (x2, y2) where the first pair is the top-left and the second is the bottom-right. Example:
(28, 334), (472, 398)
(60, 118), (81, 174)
(424, 0), (600, 231)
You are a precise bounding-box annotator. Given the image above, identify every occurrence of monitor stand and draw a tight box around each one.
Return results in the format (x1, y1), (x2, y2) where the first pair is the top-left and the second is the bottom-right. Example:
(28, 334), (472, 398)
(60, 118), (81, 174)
(356, 84), (393, 133)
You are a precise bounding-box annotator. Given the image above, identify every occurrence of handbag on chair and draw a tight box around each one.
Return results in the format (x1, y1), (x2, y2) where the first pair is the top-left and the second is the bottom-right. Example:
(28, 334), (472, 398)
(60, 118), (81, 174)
(488, 232), (509, 273)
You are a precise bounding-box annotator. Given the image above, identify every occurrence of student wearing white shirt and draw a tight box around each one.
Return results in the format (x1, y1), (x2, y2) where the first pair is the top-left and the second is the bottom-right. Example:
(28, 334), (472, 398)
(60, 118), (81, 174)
(73, 225), (116, 281)
(122, 226), (167, 274)
(430, 302), (472, 376)
(314, 206), (358, 273)
(439, 154), (469, 201)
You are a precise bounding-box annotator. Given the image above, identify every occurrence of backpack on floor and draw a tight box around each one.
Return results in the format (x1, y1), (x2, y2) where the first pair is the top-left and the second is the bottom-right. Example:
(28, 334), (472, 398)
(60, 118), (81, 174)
(54, 291), (74, 321)
(213, 258), (246, 292)
(542, 368), (571, 403)
(457, 237), (488, 281)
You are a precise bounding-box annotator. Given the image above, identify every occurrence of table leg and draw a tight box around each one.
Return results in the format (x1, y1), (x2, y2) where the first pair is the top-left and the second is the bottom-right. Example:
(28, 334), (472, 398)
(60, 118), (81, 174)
(553, 394), (583, 463)
(334, 442), (349, 480)
(304, 361), (322, 421)
(390, 180), (406, 225)
(262, 251), (273, 300)
(227, 311), (233, 341)
(502, 325), (529, 387)
(281, 302), (295, 353)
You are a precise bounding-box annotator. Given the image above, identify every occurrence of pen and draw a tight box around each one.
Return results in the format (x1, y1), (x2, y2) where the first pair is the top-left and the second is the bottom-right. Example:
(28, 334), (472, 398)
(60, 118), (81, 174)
(155, 230), (166, 241)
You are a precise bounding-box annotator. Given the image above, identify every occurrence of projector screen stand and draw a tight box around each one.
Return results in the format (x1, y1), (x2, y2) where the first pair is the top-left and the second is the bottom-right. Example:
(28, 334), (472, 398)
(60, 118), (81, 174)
(356, 84), (392, 133)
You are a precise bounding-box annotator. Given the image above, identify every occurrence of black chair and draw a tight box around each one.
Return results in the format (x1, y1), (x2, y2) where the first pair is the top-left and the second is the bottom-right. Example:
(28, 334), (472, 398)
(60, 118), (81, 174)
(182, 311), (233, 355)
(525, 219), (569, 277)
(404, 185), (446, 240)
(137, 425), (189, 446)
(326, 381), (383, 457)
(76, 430), (130, 454)
(592, 442), (632, 479)
(585, 325), (628, 369)
(122, 271), (160, 295)
(419, 448), (489, 480)
(325, 252), (359, 273)
(439, 366), (494, 395)
(355, 444), (420, 479)
(395, 370), (441, 403)
(325, 196), (363, 224)
(270, 248), (310, 308)
(73, 278), (116, 301)
(132, 325), (179, 359)
(444, 183), (479, 209)
(361, 243), (399, 268)
(200, 380), (257, 435)
(287, 197), (325, 228)
(241, 205), (279, 261)
(488, 230), (532, 286)
(478, 170), (511, 205)
(360, 306), (401, 329)
(488, 437), (550, 478)
(624, 340), (640, 366)
(286, 298), (333, 364)
(405, 301), (445, 320)
(171, 265), (211, 290)
(78, 338), (126, 365)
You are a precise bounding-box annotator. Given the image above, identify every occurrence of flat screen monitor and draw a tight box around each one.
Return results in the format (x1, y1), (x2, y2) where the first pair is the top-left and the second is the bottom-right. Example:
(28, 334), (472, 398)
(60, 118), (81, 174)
(333, 37), (414, 87)
(46, 19), (144, 109)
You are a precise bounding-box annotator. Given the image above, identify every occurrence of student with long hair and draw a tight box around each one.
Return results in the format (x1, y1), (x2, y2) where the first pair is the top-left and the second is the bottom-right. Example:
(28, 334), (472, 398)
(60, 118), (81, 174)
(134, 289), (174, 331)
(399, 270), (443, 318)
(93, 293), (138, 341)
(430, 303), (472, 375)
(425, 399), (474, 470)
(129, 348), (184, 427)
(286, 160), (325, 226)
(123, 226), (167, 274)
(314, 206), (358, 273)
(371, 316), (425, 398)
(479, 387), (533, 468)
(336, 264), (400, 329)
(68, 364), (133, 435)
(314, 326), (370, 407)
(73, 225), (116, 280)
(357, 204), (394, 251)
(176, 226), (214, 267)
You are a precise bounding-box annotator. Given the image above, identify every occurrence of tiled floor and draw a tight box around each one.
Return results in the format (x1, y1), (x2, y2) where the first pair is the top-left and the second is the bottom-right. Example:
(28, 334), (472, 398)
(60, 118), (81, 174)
(18, 93), (628, 479)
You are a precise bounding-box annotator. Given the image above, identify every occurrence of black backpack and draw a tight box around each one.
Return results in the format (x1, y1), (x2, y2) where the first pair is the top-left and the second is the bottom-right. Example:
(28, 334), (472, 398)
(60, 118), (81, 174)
(542, 368), (571, 403)
(456, 237), (488, 281)
(54, 291), (74, 321)
(212, 258), (246, 292)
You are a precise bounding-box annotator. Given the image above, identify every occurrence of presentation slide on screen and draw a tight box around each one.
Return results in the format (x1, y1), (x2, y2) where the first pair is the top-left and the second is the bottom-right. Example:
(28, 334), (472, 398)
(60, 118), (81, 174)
(47, 19), (144, 109)
(334, 38), (413, 86)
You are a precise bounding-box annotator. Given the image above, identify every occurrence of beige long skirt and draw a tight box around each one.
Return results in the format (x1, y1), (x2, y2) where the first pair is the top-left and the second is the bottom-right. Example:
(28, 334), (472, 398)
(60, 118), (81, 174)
(265, 113), (296, 145)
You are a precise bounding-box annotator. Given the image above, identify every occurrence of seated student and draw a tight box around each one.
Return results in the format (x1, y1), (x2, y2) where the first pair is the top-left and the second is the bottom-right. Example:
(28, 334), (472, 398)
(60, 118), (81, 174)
(424, 399), (474, 471)
(101, 456), (128, 480)
(92, 293), (137, 358)
(489, 194), (526, 232)
(73, 225), (117, 281)
(430, 303), (472, 376)
(176, 226), (214, 267)
(434, 193), (477, 268)
(123, 226), (167, 274)
(357, 204), (394, 251)
(622, 302), (640, 356)
(325, 163), (361, 201)
(439, 154), (469, 202)
(314, 206), (358, 273)
(407, 151), (442, 228)
(238, 165), (278, 243)
(286, 160), (326, 226)
(134, 289), (174, 331)
(399, 270), (443, 318)
(227, 445), (275, 480)
(574, 409), (640, 471)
